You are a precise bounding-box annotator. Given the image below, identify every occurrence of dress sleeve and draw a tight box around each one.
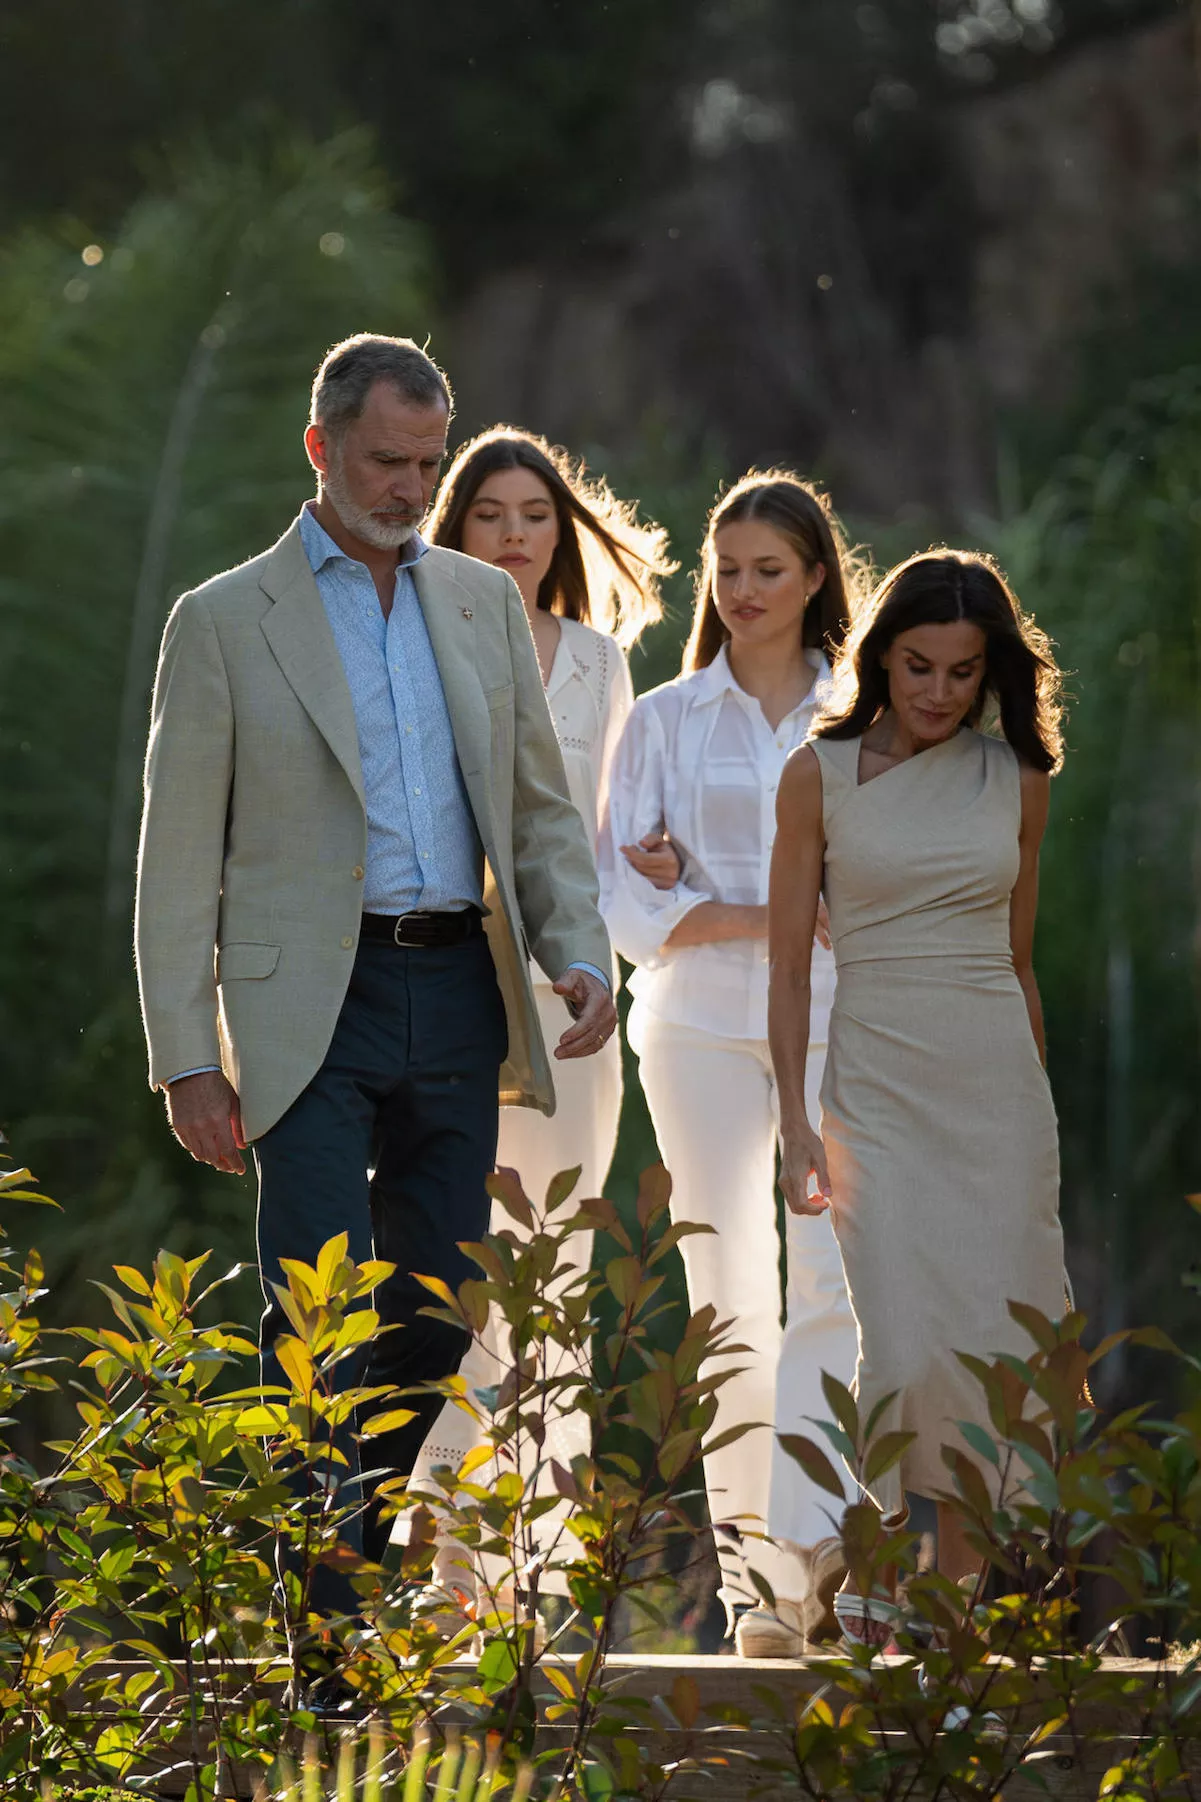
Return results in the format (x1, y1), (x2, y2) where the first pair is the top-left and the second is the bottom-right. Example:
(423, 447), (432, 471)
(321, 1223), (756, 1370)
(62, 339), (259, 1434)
(597, 692), (711, 969)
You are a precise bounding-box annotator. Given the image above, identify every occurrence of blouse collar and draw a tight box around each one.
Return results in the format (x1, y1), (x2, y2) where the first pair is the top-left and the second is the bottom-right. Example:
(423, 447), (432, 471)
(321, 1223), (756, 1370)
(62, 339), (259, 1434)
(694, 642), (833, 718)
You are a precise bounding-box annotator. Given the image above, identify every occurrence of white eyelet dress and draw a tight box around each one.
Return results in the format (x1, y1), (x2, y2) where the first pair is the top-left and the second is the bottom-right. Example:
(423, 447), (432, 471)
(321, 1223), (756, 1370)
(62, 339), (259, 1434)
(409, 617), (632, 1593)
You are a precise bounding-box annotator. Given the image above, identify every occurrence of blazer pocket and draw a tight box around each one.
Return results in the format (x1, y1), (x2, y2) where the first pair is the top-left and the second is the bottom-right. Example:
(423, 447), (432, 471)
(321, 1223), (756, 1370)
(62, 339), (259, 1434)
(216, 942), (281, 981)
(486, 682), (515, 711)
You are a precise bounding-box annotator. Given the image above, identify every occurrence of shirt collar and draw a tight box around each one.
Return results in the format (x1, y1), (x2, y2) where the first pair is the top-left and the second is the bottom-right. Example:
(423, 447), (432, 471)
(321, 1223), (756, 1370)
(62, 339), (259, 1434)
(298, 500), (429, 576)
(694, 642), (832, 718)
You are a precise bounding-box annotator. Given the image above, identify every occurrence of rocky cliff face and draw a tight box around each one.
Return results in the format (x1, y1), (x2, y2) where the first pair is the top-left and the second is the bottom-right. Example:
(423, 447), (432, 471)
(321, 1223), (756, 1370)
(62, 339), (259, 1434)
(445, 13), (1198, 520)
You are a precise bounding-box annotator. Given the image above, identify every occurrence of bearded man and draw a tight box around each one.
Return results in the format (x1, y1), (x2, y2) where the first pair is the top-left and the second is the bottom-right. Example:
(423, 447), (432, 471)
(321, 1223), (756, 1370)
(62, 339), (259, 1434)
(135, 333), (615, 1563)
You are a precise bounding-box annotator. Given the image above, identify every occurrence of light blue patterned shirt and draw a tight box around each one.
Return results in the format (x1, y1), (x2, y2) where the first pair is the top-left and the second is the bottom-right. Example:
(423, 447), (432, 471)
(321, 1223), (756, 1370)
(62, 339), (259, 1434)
(298, 503), (483, 914)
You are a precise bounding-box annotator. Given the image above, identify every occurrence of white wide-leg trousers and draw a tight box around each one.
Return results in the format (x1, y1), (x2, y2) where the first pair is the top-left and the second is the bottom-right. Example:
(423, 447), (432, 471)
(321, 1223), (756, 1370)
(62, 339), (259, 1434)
(408, 982), (623, 1592)
(630, 1002), (857, 1606)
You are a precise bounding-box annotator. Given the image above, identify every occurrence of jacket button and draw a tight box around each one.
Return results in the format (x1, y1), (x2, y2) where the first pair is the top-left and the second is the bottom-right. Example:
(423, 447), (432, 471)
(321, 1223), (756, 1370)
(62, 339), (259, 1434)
(352, 865), (364, 880)
(341, 936), (354, 949)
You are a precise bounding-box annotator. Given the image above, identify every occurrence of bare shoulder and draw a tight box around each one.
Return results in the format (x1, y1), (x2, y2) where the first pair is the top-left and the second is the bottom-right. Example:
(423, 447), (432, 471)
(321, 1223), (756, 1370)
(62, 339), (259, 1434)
(778, 743), (823, 821)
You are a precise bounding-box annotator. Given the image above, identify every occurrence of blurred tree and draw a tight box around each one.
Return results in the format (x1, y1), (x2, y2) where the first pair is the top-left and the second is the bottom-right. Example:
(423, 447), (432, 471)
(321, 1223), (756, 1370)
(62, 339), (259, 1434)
(0, 0), (1184, 278)
(0, 133), (437, 1334)
(998, 363), (1201, 1390)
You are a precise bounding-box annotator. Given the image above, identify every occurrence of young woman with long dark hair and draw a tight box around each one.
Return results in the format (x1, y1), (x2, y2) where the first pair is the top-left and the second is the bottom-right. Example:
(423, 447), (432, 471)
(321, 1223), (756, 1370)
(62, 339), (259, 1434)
(600, 472), (862, 1656)
(409, 427), (675, 1618)
(768, 549), (1068, 1643)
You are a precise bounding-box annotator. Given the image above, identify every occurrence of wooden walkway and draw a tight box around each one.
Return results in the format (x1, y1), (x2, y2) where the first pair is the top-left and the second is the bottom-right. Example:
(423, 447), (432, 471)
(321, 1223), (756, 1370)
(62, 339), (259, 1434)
(83, 1654), (1196, 1799)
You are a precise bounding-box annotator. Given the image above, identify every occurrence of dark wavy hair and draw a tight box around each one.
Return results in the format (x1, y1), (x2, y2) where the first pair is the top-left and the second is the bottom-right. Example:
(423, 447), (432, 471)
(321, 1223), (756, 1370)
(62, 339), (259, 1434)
(683, 470), (868, 673)
(813, 550), (1065, 773)
(426, 426), (674, 649)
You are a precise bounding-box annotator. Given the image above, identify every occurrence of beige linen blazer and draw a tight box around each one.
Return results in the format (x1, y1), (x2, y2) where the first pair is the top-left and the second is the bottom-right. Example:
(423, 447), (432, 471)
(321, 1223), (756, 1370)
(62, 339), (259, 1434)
(134, 520), (611, 1144)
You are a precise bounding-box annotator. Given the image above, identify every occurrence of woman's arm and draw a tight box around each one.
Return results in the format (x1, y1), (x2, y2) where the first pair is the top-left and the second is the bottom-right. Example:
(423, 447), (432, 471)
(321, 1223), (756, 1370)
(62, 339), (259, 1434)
(601, 649), (684, 893)
(662, 900), (766, 947)
(1010, 762), (1051, 1063)
(768, 746), (831, 1214)
(597, 697), (714, 966)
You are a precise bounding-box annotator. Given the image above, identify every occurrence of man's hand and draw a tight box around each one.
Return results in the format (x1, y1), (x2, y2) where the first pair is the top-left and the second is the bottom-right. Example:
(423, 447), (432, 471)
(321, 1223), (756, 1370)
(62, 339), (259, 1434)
(551, 968), (618, 1061)
(165, 1070), (247, 1174)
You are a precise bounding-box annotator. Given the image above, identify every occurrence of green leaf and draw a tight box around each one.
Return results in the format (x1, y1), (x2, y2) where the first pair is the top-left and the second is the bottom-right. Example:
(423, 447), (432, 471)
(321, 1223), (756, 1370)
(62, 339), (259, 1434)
(487, 1167), (535, 1229)
(359, 1406), (417, 1437)
(957, 1420), (1001, 1467)
(862, 1429), (915, 1487)
(776, 1432), (846, 1499)
(820, 1370), (861, 1446)
(543, 1165), (583, 1212)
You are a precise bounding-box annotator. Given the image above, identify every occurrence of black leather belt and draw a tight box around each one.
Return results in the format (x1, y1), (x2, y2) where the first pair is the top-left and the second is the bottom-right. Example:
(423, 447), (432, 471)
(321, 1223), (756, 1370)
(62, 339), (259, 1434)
(360, 909), (484, 949)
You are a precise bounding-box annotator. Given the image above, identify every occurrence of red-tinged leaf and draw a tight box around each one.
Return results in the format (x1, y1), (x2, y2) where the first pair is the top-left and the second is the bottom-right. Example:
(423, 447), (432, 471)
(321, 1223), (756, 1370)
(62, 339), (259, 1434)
(941, 1445), (993, 1521)
(544, 1165), (582, 1213)
(701, 1421), (757, 1457)
(574, 1194), (631, 1249)
(862, 1430), (915, 1488)
(668, 1674), (699, 1729)
(635, 1162), (672, 1227)
(551, 1460), (578, 1502)
(605, 1256), (642, 1310)
(1007, 1299), (1058, 1353)
(1186, 1193), (1201, 1214)
(487, 1167), (534, 1229)
(1007, 1416), (1054, 1467)
(776, 1433), (846, 1500)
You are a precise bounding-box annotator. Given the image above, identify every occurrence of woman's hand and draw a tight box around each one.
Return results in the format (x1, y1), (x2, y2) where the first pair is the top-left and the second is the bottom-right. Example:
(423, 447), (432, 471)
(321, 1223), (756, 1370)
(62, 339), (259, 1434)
(621, 833), (682, 891)
(779, 1123), (832, 1216)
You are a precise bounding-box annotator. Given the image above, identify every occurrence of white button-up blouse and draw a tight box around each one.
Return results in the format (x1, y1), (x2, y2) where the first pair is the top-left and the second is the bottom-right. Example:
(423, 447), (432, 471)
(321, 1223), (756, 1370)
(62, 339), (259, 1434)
(598, 644), (838, 1041)
(533, 615), (634, 987)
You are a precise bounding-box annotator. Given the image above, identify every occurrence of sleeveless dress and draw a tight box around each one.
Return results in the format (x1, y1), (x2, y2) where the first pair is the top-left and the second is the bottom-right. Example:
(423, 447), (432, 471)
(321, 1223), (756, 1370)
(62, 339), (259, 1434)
(812, 728), (1065, 1516)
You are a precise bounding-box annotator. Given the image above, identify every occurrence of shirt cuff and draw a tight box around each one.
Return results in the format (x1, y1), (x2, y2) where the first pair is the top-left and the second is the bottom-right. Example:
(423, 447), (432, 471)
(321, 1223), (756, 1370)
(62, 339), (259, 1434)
(164, 1065), (222, 1086)
(564, 961), (611, 991)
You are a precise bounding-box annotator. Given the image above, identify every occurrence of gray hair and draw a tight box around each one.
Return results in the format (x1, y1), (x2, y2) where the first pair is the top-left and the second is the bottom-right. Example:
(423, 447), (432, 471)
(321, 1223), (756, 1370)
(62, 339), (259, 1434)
(310, 333), (453, 436)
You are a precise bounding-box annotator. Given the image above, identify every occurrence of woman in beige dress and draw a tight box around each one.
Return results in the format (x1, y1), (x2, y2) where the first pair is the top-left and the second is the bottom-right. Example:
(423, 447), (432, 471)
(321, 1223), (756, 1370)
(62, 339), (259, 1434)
(767, 550), (1067, 1642)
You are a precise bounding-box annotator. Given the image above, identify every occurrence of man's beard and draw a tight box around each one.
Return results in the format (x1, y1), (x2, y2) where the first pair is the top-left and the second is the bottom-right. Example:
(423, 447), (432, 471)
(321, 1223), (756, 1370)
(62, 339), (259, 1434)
(322, 455), (420, 550)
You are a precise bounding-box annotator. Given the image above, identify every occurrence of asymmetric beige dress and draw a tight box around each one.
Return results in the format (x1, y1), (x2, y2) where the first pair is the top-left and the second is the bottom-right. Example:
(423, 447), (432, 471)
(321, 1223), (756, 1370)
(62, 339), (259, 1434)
(813, 728), (1065, 1515)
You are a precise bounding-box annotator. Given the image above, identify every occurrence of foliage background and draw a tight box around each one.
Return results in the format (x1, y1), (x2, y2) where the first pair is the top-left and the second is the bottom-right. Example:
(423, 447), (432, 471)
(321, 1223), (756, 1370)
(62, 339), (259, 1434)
(0, 0), (1198, 1445)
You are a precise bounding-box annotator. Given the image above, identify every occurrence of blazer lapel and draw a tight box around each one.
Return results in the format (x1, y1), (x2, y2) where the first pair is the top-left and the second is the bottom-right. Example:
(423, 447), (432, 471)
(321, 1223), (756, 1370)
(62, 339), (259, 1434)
(412, 552), (493, 833)
(259, 524), (365, 807)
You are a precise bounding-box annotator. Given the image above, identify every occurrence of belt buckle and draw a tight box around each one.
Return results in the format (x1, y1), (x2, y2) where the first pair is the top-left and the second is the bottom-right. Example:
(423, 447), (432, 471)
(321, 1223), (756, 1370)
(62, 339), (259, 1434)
(392, 911), (428, 948)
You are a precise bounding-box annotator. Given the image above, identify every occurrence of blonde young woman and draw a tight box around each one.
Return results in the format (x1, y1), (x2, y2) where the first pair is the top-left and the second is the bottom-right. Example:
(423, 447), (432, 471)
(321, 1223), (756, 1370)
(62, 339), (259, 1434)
(409, 427), (675, 1612)
(599, 472), (861, 1657)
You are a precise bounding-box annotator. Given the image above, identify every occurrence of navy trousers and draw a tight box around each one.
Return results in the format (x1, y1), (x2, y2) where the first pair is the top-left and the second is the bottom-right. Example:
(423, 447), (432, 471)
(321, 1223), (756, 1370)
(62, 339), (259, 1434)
(254, 931), (507, 1566)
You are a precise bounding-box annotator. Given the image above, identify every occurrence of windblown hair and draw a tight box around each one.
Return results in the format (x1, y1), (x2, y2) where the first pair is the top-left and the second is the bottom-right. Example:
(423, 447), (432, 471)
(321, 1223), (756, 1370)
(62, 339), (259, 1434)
(426, 427), (674, 649)
(683, 470), (868, 673)
(311, 333), (452, 436)
(813, 550), (1065, 773)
